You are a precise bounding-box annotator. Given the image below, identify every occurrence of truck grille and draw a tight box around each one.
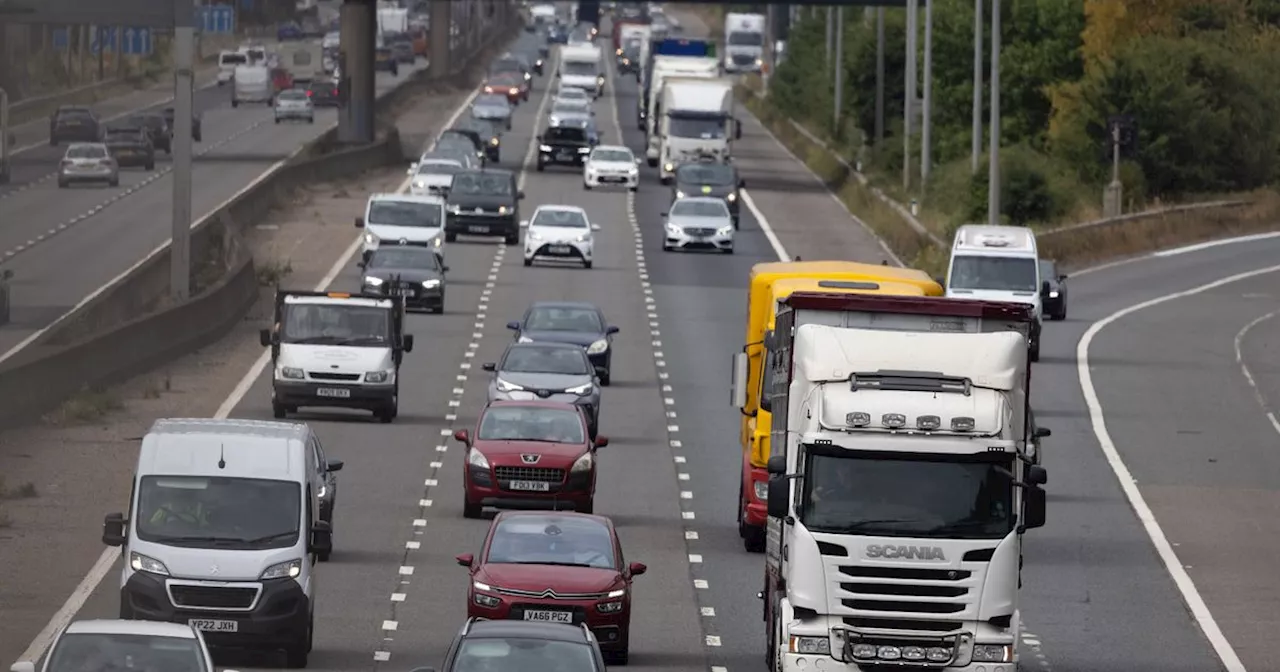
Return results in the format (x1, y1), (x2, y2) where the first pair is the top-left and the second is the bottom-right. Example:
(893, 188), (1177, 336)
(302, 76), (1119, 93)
(835, 565), (974, 633)
(495, 466), (564, 483)
(169, 584), (258, 609)
(309, 372), (361, 381)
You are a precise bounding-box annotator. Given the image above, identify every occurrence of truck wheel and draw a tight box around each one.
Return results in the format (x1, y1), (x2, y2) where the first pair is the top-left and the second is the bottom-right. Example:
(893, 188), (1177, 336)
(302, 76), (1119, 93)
(743, 525), (765, 553)
(272, 402), (287, 419)
(647, 157), (657, 167)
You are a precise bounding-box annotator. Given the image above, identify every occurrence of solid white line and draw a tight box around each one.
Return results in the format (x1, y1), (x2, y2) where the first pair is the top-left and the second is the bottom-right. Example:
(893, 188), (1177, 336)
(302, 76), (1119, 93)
(1233, 310), (1280, 436)
(1077, 264), (1280, 672)
(1153, 231), (1280, 258)
(739, 189), (789, 261)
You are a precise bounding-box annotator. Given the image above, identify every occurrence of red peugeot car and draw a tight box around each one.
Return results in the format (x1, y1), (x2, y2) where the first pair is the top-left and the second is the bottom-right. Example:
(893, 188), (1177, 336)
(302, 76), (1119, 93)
(455, 511), (646, 664)
(454, 400), (607, 518)
(483, 72), (526, 106)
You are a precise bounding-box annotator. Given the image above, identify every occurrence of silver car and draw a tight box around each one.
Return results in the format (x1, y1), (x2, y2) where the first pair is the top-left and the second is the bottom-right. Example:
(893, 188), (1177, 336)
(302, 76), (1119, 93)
(662, 196), (735, 253)
(274, 88), (315, 123)
(471, 93), (513, 131)
(483, 342), (603, 438)
(57, 142), (119, 188)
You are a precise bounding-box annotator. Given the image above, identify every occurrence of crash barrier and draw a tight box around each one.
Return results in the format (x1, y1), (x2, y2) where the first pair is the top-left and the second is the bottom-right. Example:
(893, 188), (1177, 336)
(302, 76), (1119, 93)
(0, 21), (521, 429)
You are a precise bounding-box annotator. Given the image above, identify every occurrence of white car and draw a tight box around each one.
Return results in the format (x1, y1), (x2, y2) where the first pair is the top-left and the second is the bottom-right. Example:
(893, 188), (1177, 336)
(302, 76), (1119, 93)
(274, 88), (314, 123)
(521, 204), (600, 268)
(356, 193), (447, 264)
(555, 86), (592, 104)
(12, 619), (214, 672)
(583, 145), (639, 191)
(662, 196), (735, 254)
(408, 157), (464, 196)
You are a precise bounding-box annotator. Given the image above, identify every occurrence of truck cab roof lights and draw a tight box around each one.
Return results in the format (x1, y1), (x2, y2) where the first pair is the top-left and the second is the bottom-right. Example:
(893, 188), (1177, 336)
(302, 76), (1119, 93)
(951, 416), (976, 431)
(916, 415), (941, 430)
(843, 412), (975, 432)
(881, 413), (907, 429)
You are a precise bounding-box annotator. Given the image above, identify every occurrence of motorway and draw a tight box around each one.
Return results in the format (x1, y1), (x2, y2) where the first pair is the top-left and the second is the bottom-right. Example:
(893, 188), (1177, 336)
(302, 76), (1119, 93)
(0, 53), (427, 357)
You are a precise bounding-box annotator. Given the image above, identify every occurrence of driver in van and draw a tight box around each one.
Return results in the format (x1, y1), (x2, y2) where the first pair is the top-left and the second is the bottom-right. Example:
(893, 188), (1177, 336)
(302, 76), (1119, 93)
(148, 487), (210, 527)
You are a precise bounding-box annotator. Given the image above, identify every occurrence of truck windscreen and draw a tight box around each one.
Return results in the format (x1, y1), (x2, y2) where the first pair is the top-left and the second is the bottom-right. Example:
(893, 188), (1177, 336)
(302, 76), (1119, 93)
(728, 32), (763, 46)
(281, 304), (391, 345)
(669, 113), (726, 139)
(799, 446), (1015, 540)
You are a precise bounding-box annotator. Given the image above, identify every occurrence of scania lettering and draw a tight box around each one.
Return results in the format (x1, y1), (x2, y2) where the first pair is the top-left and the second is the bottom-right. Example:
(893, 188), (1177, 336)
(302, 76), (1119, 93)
(751, 292), (1048, 672)
(657, 77), (736, 182)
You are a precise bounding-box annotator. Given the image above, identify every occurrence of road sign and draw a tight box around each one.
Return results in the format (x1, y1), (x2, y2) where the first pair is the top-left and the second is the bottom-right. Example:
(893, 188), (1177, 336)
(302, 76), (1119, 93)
(52, 26), (69, 51)
(198, 4), (235, 34)
(90, 26), (118, 54)
(121, 26), (153, 55)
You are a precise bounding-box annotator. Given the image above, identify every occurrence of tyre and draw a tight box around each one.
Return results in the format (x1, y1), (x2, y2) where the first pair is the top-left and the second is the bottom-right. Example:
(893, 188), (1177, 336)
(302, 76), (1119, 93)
(536, 161), (545, 172)
(275, 117), (281, 124)
(629, 185), (638, 192)
(283, 621), (310, 668)
(272, 402), (287, 419)
(375, 404), (395, 423)
(462, 496), (482, 519)
(722, 246), (734, 254)
(1029, 337), (1041, 362)
(646, 157), (657, 167)
(523, 257), (533, 266)
(431, 303), (444, 314)
(743, 524), (765, 552)
(505, 232), (519, 245)
(445, 231), (457, 242)
(145, 161), (155, 171)
(57, 179), (67, 189)
(599, 370), (610, 386)
(577, 498), (594, 514)
(660, 176), (671, 186)
(109, 178), (119, 187)
(307, 117), (314, 124)
(583, 181), (592, 190)
(231, 100), (239, 108)
(662, 243), (672, 252)
(605, 649), (628, 666)
(583, 260), (592, 269)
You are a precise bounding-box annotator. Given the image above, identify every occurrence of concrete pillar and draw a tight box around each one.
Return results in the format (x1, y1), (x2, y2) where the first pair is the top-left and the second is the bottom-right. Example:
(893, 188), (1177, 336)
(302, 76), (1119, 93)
(429, 1), (451, 80)
(338, 0), (375, 144)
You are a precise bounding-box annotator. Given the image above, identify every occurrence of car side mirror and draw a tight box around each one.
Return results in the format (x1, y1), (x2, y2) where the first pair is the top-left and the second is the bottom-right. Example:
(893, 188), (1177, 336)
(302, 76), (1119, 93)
(594, 436), (608, 448)
(1034, 426), (1051, 439)
(606, 325), (619, 334)
(1026, 465), (1048, 486)
(326, 459), (344, 472)
(1058, 274), (1068, 282)
(507, 321), (521, 330)
(766, 476), (789, 519)
(739, 178), (746, 188)
(520, 219), (530, 228)
(11, 662), (36, 672)
(102, 512), (127, 547)
(310, 521), (333, 555)
(402, 334), (414, 352)
(635, 158), (643, 165)
(535, 134), (542, 142)
(453, 429), (470, 445)
(455, 553), (474, 567)
(1, 269), (12, 281)
(660, 211), (668, 217)
(591, 223), (601, 231)
(481, 362), (496, 372)
(354, 216), (364, 228)
(628, 561), (647, 576)
(259, 328), (276, 347)
(1023, 485), (1046, 530)
(518, 190), (525, 199)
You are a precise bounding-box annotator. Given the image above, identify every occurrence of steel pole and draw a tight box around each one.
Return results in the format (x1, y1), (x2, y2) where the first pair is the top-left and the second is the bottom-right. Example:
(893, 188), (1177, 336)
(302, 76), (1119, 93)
(833, 7), (843, 131)
(921, 0), (933, 183)
(826, 7), (834, 70)
(971, 0), (982, 173)
(875, 7), (885, 145)
(903, 0), (918, 191)
(171, 0), (194, 302)
(987, 0), (1002, 225)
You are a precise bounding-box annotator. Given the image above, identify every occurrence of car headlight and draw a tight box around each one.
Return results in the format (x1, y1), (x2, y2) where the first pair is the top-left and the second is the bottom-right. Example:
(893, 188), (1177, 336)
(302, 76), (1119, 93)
(364, 233), (378, 245)
(536, 59), (543, 66)
(363, 276), (384, 286)
(726, 192), (737, 202)
(260, 558), (303, 580)
(597, 600), (624, 613)
(971, 644), (1012, 663)
(528, 230), (542, 241)
(484, 86), (495, 93)
(575, 234), (590, 243)
(490, 137), (500, 145)
(717, 225), (733, 236)
(586, 339), (608, 355)
(571, 451), (594, 473)
(509, 87), (519, 95)
(130, 552), (169, 576)
(789, 636), (830, 655)
(423, 278), (441, 288)
(578, 147), (590, 153)
(665, 222), (681, 235)
(433, 237), (443, 247)
(473, 591), (502, 608)
(628, 166), (638, 175)
(664, 162), (674, 172)
(412, 180), (426, 189)
(524, 72), (531, 80)
(498, 205), (508, 214)
(496, 378), (524, 392)
(565, 382), (594, 395)
(365, 370), (392, 383)
(539, 144), (553, 152)
(279, 366), (304, 380)
(615, 48), (623, 56)
(1048, 290), (1059, 298)
(676, 190), (686, 198)
(467, 447), (490, 469)
(517, 336), (534, 343)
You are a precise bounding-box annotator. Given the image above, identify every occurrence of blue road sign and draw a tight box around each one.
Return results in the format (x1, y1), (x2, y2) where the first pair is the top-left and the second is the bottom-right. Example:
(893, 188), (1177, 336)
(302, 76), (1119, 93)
(52, 27), (69, 51)
(198, 5), (235, 34)
(121, 26), (152, 55)
(90, 26), (118, 54)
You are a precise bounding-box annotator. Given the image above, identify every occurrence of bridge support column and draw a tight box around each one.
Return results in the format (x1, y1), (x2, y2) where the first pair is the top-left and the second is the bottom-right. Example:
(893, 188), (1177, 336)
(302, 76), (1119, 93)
(429, 1), (452, 80)
(338, 0), (376, 144)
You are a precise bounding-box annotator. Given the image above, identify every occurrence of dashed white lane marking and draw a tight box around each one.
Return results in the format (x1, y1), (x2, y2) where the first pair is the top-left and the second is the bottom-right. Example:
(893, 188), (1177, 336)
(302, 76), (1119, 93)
(0, 119), (268, 261)
(1234, 310), (1280, 435)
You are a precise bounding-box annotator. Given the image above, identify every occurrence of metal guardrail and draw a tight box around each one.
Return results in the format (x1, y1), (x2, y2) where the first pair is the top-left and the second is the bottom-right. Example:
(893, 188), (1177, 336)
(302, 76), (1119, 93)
(1036, 200), (1252, 243)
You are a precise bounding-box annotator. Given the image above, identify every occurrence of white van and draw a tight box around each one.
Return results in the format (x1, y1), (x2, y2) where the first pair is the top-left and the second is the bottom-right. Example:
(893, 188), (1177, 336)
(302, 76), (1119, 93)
(232, 64), (272, 107)
(217, 50), (248, 86)
(945, 223), (1044, 360)
(356, 193), (447, 263)
(101, 418), (343, 668)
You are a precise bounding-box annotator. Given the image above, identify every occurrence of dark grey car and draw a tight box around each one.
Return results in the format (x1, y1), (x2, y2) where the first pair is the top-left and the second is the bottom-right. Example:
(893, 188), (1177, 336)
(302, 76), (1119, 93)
(671, 160), (744, 227)
(360, 246), (448, 313)
(471, 93), (513, 131)
(483, 342), (602, 438)
(1038, 259), (1067, 320)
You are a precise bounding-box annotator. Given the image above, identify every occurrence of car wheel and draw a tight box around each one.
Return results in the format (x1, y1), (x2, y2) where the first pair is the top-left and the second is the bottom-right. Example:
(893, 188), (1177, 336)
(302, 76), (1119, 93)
(445, 231), (457, 242)
(662, 243), (672, 252)
(629, 185), (638, 192)
(536, 161), (545, 172)
(109, 178), (119, 187)
(505, 233), (519, 245)
(57, 179), (67, 189)
(743, 523), (765, 552)
(231, 100), (239, 108)
(375, 404), (395, 423)
(274, 117), (280, 124)
(462, 496), (482, 519)
(583, 181), (592, 190)
(722, 246), (734, 254)
(272, 402), (287, 419)
(578, 498), (594, 514)
(523, 257), (533, 267)
(583, 260), (592, 269)
(599, 370), (610, 387)
(145, 161), (155, 171)
(605, 649), (628, 666)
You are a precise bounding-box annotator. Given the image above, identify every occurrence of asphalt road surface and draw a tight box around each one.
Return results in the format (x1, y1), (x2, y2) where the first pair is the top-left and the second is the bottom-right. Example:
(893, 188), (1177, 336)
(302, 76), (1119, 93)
(0, 54), (428, 357)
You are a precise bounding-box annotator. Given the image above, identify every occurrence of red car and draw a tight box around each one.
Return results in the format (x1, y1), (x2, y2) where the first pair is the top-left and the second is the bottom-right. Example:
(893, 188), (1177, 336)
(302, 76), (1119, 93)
(455, 511), (647, 664)
(454, 400), (607, 518)
(483, 73), (527, 105)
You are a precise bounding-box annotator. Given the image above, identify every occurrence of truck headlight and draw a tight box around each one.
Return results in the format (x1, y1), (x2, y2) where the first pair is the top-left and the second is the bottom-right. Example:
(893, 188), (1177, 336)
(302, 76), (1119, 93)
(365, 370), (391, 383)
(364, 233), (378, 245)
(423, 279), (441, 288)
(726, 192), (737, 201)
(260, 558), (303, 580)
(495, 378), (523, 392)
(363, 276), (384, 286)
(467, 447), (490, 469)
(789, 636), (830, 655)
(498, 205), (509, 214)
(587, 339), (608, 354)
(753, 481), (768, 501)
(571, 451), (594, 472)
(280, 367), (304, 380)
(130, 552), (169, 576)
(1048, 291), (1059, 298)
(971, 644), (1012, 663)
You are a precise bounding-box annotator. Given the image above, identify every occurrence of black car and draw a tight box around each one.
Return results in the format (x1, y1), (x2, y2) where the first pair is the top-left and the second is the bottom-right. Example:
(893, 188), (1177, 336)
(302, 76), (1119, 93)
(1039, 259), (1068, 320)
(547, 24), (570, 44)
(360, 246), (449, 314)
(161, 107), (202, 142)
(536, 125), (591, 170)
(456, 118), (503, 163)
(671, 159), (745, 227)
(311, 78), (343, 107)
(444, 169), (523, 244)
(49, 106), (101, 145)
(440, 128), (486, 163)
(618, 43), (640, 74)
(102, 127), (156, 170)
(419, 619), (605, 672)
(507, 301), (618, 385)
(127, 113), (171, 154)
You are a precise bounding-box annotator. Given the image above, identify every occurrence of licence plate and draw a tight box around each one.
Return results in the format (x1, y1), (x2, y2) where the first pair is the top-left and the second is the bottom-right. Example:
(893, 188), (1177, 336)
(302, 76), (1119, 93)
(558, 152), (572, 160)
(548, 245), (571, 254)
(524, 610), (573, 623)
(509, 480), (551, 491)
(316, 387), (351, 398)
(189, 618), (238, 632)
(391, 287), (413, 296)
(469, 225), (488, 233)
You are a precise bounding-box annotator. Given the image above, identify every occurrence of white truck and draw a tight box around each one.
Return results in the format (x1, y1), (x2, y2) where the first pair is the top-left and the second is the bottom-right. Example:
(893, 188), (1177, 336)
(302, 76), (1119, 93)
(657, 77), (736, 183)
(644, 55), (718, 166)
(283, 42), (324, 90)
(739, 290), (1047, 672)
(377, 6), (408, 38)
(723, 12), (766, 73)
(560, 43), (604, 97)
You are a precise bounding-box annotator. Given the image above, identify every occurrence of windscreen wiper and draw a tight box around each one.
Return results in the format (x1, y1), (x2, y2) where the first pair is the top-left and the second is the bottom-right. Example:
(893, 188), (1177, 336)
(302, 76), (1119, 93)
(241, 531), (299, 545)
(823, 519), (924, 534)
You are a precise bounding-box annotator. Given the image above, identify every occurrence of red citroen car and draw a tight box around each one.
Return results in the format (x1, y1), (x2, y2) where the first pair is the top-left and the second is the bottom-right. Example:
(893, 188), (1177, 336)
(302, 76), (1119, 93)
(455, 511), (646, 664)
(455, 401), (607, 518)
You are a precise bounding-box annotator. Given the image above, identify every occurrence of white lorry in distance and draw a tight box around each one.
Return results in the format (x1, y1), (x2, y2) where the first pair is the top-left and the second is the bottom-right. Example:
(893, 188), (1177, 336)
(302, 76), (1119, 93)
(378, 6), (409, 37)
(723, 12), (766, 72)
(644, 55), (719, 165)
(232, 63), (273, 107)
(945, 224), (1043, 361)
(283, 42), (324, 90)
(657, 77), (736, 183)
(740, 290), (1047, 672)
(217, 49), (249, 86)
(560, 43), (604, 97)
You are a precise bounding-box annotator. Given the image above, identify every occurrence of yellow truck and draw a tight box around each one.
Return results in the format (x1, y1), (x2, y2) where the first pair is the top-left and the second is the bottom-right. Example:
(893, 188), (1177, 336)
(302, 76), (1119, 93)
(731, 261), (943, 551)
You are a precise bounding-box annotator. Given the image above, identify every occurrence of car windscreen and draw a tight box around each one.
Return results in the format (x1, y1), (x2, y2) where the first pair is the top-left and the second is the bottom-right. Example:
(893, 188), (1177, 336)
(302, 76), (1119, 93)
(491, 58), (522, 73)
(418, 161), (461, 175)
(591, 149), (632, 163)
(557, 88), (589, 101)
(478, 406), (586, 444)
(368, 200), (443, 227)
(544, 127), (587, 143)
(450, 173), (513, 196)
(552, 100), (590, 115)
(677, 164), (734, 186)
(369, 248), (441, 270)
(66, 145), (108, 159)
(532, 209), (588, 228)
(280, 302), (392, 345)
(134, 475), (301, 550)
(487, 515), (615, 568)
(671, 200), (729, 218)
(48, 633), (206, 672)
(525, 307), (601, 332)
(501, 346), (591, 375)
(452, 637), (596, 672)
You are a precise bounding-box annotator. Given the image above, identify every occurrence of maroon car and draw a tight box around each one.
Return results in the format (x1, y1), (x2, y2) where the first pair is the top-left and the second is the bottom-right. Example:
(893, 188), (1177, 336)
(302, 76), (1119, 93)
(483, 72), (527, 105)
(454, 400), (607, 518)
(455, 511), (646, 664)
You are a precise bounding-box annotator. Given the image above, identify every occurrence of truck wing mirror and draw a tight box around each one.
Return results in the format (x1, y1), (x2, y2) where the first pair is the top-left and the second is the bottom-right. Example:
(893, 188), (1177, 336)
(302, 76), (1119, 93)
(354, 216), (365, 228)
(259, 328), (273, 347)
(1026, 465), (1048, 486)
(102, 512), (127, 547)
(730, 352), (748, 409)
(1040, 280), (1051, 296)
(1033, 426), (1051, 439)
(766, 476), (789, 519)
(1022, 485), (1046, 530)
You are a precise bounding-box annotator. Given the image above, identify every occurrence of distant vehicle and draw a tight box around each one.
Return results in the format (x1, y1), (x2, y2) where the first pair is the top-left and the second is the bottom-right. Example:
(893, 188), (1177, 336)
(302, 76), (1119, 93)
(583, 145), (639, 191)
(360, 246), (448, 314)
(520, 204), (599, 269)
(57, 143), (118, 188)
(407, 157), (464, 197)
(126, 113), (170, 154)
(471, 93), (513, 131)
(10, 620), (214, 672)
(671, 159), (743, 226)
(390, 40), (415, 64)
(549, 98), (593, 124)
(102, 127), (155, 170)
(48, 106), (101, 145)
(440, 127), (487, 163)
(355, 192), (447, 264)
(428, 618), (607, 672)
(277, 20), (303, 41)
(537, 124), (591, 171)
(553, 113), (600, 147)
(231, 63), (273, 107)
(661, 196), (735, 254)
(483, 72), (525, 106)
(455, 118), (503, 163)
(310, 78), (343, 107)
(1039, 258), (1068, 320)
(506, 300), (618, 384)
(482, 342), (602, 437)
(274, 88), (315, 123)
(547, 24), (570, 44)
(161, 106), (202, 142)
(374, 46), (399, 75)
(422, 145), (478, 170)
(216, 49), (248, 86)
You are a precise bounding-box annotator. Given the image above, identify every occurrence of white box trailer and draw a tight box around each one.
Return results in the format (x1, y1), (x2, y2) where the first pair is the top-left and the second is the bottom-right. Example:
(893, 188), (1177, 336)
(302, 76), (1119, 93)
(644, 55), (718, 165)
(658, 77), (736, 183)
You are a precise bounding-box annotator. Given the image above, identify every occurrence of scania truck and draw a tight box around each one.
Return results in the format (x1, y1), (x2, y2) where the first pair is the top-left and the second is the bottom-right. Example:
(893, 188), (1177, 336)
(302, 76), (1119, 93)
(746, 292), (1047, 672)
(644, 56), (718, 166)
(731, 262), (944, 553)
(657, 77), (736, 182)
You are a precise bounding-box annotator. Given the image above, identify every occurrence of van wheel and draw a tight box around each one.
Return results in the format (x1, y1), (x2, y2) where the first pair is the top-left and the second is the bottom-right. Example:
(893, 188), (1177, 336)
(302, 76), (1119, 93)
(272, 402), (287, 419)
(283, 625), (310, 668)
(505, 233), (519, 245)
(605, 648), (628, 666)
(375, 404), (395, 423)
(462, 497), (482, 519)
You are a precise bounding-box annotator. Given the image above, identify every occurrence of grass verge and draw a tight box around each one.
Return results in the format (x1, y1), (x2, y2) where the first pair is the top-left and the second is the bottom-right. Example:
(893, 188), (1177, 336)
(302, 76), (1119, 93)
(42, 387), (124, 426)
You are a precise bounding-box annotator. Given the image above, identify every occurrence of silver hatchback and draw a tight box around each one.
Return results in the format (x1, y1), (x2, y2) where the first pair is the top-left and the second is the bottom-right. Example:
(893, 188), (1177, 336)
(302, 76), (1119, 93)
(274, 88), (315, 123)
(483, 342), (603, 438)
(58, 142), (119, 188)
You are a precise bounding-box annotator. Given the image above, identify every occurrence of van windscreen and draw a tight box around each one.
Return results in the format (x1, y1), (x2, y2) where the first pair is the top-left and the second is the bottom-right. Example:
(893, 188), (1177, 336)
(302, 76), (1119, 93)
(135, 476), (301, 550)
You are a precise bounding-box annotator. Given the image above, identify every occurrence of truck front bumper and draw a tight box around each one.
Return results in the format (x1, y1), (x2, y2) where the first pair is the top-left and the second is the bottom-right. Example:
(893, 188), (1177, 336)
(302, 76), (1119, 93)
(273, 380), (396, 410)
(781, 653), (1015, 672)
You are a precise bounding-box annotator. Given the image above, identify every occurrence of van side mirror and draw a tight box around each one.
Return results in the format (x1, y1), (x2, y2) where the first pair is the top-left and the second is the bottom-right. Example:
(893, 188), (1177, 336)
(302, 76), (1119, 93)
(739, 178), (746, 188)
(354, 216), (365, 228)
(591, 223), (601, 231)
(326, 459), (344, 472)
(730, 351), (748, 409)
(535, 134), (542, 142)
(507, 321), (521, 330)
(259, 328), (274, 347)
(482, 362), (496, 371)
(605, 325), (619, 334)
(735, 118), (743, 139)
(519, 219), (530, 228)
(1026, 465), (1048, 486)
(628, 561), (647, 576)
(455, 553), (474, 567)
(102, 512), (127, 547)
(1023, 486), (1046, 530)
(309, 520), (333, 555)
(1034, 426), (1051, 439)
(766, 476), (789, 519)
(402, 334), (414, 352)
(453, 429), (470, 445)
(1058, 274), (1068, 282)
(594, 436), (609, 448)
(518, 190), (525, 199)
